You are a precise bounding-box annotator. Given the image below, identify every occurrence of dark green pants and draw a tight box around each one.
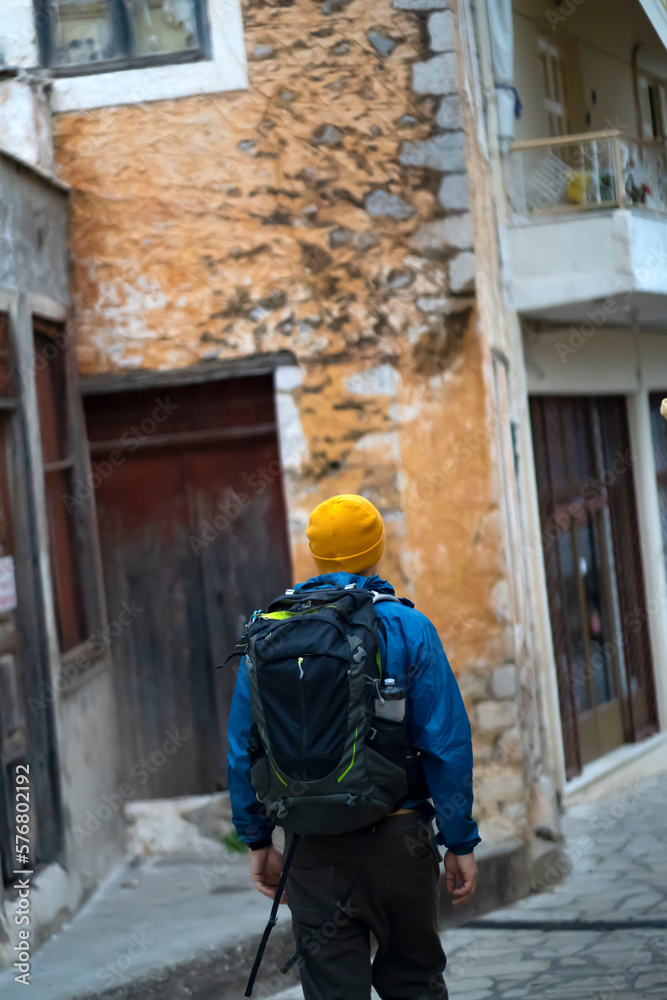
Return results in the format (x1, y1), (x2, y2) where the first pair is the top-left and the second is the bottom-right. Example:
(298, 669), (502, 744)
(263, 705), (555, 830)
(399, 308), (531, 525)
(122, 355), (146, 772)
(286, 812), (448, 1000)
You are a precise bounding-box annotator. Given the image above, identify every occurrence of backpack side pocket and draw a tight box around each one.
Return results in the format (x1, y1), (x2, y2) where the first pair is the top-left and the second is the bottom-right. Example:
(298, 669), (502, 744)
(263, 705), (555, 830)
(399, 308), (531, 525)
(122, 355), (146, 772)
(248, 724), (271, 799)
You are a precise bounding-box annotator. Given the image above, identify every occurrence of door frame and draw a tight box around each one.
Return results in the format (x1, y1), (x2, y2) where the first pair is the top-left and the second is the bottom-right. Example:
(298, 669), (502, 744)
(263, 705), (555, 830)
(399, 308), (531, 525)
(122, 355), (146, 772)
(530, 393), (658, 775)
(81, 361), (295, 798)
(522, 326), (667, 790)
(0, 293), (66, 881)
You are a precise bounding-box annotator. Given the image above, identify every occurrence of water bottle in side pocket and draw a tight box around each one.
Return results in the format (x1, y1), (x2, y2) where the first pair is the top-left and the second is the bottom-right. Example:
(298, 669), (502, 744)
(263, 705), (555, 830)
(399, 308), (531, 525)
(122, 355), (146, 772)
(374, 677), (406, 722)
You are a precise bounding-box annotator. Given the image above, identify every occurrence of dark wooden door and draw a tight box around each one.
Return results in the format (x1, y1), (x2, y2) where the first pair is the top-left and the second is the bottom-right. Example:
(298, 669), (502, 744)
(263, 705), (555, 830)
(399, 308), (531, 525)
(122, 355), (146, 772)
(84, 375), (291, 798)
(530, 395), (658, 777)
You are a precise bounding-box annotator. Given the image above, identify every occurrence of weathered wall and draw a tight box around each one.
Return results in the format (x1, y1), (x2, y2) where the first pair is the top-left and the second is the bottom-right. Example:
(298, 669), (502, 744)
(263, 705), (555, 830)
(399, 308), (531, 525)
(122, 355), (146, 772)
(0, 155), (68, 300)
(0, 157), (124, 964)
(54, 0), (538, 843)
(0, 78), (54, 175)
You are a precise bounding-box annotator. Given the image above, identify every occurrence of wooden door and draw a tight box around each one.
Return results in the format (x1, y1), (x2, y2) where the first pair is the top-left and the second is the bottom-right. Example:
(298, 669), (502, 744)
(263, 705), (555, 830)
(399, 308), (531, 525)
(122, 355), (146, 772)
(84, 375), (291, 798)
(530, 395), (658, 776)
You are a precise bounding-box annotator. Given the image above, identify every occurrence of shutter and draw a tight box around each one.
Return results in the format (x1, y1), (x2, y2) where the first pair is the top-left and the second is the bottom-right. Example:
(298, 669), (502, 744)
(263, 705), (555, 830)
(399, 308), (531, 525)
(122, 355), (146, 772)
(657, 84), (667, 139)
(638, 76), (654, 139)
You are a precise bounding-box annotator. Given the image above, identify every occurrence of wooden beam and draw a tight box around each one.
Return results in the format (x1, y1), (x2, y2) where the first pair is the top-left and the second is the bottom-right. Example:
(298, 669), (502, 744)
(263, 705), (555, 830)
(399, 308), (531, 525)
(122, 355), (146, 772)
(79, 351), (297, 396)
(88, 422), (277, 455)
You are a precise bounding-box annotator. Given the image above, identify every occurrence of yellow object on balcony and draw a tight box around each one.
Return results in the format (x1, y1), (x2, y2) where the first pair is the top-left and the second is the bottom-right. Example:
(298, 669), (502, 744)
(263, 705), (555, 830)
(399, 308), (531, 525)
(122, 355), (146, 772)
(661, 398), (667, 421)
(567, 171), (592, 204)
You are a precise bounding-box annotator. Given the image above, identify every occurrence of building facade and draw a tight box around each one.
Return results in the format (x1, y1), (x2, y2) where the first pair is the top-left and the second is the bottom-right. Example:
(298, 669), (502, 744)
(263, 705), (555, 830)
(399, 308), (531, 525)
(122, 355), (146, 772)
(0, 149), (124, 964)
(1, 0), (666, 962)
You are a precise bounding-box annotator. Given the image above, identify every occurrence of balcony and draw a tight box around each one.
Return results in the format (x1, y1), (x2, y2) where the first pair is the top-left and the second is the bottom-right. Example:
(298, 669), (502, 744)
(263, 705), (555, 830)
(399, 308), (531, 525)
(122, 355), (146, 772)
(499, 131), (667, 325)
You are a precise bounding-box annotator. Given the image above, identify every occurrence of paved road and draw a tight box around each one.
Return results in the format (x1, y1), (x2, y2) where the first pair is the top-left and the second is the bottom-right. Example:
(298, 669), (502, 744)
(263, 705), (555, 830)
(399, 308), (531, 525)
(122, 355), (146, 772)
(2, 742), (665, 999)
(271, 741), (667, 1000)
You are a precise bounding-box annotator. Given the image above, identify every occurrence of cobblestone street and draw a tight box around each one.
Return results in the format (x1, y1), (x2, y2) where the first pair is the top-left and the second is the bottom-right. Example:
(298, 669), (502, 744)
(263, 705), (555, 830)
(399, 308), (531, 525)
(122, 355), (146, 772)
(0, 743), (665, 1000)
(271, 742), (667, 1000)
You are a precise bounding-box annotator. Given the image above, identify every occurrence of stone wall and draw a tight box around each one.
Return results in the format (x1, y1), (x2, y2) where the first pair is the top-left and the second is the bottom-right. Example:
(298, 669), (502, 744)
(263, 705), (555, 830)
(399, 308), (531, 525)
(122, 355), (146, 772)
(53, 0), (542, 843)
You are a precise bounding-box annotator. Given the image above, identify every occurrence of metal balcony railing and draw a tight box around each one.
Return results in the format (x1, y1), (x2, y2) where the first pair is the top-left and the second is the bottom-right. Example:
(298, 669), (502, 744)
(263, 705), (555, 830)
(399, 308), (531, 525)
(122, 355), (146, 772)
(504, 130), (667, 222)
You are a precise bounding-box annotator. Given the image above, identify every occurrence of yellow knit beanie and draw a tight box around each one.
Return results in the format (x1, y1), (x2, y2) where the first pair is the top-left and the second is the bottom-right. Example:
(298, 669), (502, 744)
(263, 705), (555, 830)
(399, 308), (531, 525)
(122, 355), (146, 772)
(306, 494), (385, 574)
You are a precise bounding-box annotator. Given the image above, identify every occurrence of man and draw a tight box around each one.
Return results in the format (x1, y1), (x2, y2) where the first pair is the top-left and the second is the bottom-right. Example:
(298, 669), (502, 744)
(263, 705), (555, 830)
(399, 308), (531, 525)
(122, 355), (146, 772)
(228, 494), (479, 1000)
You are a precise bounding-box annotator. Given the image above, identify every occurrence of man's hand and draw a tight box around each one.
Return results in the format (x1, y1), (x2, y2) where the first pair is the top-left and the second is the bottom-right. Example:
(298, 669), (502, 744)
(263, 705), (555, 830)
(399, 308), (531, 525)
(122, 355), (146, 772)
(444, 850), (477, 908)
(250, 845), (287, 902)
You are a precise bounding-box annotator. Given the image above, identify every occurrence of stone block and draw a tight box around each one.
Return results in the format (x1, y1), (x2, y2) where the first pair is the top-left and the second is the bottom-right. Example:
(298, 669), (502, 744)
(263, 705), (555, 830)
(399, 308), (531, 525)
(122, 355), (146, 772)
(458, 670), (489, 700)
(504, 799), (528, 824)
(410, 216), (474, 254)
(364, 189), (415, 219)
(393, 0), (451, 8)
(252, 44), (274, 60)
(274, 365), (303, 392)
(412, 53), (459, 95)
(439, 172), (469, 210)
(476, 771), (525, 805)
(443, 212), (473, 249)
(429, 10), (456, 52)
(312, 123), (344, 146)
(416, 296), (449, 313)
(345, 364), (399, 396)
(367, 31), (396, 57)
(436, 95), (463, 130)
(449, 250), (475, 292)
(476, 699), (517, 733)
(498, 726), (523, 765)
(409, 219), (449, 253)
(329, 226), (353, 247)
(492, 664), (517, 699)
(399, 131), (466, 171)
(357, 231), (381, 250)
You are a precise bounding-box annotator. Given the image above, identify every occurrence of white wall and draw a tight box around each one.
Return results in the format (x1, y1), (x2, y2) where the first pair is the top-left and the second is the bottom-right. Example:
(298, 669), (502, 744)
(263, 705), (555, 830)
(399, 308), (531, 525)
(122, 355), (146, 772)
(0, 0), (39, 67)
(512, 0), (667, 141)
(513, 14), (550, 141)
(501, 210), (667, 314)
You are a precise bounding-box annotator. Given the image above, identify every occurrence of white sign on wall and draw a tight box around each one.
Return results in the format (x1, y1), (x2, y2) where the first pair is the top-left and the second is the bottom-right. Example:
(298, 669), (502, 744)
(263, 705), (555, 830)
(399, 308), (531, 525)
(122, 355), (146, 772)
(0, 556), (17, 613)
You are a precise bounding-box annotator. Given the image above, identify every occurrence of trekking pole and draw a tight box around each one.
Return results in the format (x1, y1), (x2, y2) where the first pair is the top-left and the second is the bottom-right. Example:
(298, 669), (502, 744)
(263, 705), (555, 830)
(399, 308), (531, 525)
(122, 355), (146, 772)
(244, 834), (299, 997)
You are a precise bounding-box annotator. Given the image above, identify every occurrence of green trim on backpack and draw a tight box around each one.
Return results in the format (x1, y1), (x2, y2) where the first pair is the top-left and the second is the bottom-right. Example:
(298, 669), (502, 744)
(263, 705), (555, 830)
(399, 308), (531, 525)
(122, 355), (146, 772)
(338, 726), (358, 782)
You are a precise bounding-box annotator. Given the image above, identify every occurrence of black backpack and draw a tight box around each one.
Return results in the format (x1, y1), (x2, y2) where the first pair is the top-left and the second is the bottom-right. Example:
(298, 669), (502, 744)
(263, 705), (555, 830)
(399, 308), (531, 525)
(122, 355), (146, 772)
(231, 583), (422, 996)
(244, 583), (410, 835)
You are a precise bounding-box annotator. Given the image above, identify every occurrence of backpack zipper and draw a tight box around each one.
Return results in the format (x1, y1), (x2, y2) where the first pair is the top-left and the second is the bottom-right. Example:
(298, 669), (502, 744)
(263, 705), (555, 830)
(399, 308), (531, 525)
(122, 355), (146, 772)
(297, 656), (308, 754)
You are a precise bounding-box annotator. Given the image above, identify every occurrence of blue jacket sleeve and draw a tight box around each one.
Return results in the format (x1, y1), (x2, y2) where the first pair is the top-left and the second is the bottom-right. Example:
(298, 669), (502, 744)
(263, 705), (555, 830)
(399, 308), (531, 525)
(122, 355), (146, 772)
(227, 657), (276, 847)
(405, 617), (480, 855)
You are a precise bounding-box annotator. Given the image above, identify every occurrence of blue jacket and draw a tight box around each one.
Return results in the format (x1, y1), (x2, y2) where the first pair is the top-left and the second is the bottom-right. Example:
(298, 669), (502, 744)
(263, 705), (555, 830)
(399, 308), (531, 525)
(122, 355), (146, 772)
(227, 572), (480, 855)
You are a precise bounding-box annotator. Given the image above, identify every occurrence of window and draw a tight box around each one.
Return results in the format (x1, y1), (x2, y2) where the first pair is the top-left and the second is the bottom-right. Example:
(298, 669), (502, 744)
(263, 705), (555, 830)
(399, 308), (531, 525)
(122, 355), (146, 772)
(33, 320), (89, 653)
(538, 38), (569, 138)
(638, 76), (667, 141)
(34, 0), (208, 74)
